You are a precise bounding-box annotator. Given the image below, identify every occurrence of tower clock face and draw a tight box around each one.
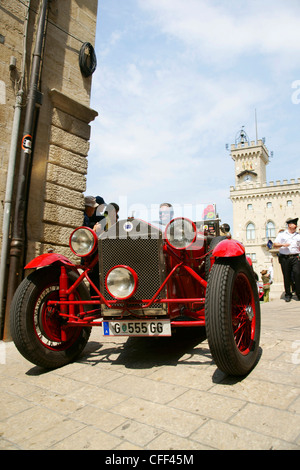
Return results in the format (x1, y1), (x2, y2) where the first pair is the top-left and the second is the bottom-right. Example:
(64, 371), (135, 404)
(244, 174), (252, 182)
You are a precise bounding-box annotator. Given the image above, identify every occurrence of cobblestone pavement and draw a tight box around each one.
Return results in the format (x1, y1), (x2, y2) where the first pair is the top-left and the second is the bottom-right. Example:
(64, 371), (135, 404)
(0, 298), (299, 450)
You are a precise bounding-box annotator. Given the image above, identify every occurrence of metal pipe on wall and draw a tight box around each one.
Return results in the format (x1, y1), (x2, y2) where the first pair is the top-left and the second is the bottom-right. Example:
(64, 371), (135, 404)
(0, 1), (31, 339)
(2, 0), (49, 340)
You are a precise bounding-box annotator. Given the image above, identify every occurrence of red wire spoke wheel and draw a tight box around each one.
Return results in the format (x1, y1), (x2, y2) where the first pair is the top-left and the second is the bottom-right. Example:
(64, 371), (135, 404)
(231, 272), (256, 355)
(10, 267), (91, 369)
(205, 257), (261, 376)
(35, 285), (82, 349)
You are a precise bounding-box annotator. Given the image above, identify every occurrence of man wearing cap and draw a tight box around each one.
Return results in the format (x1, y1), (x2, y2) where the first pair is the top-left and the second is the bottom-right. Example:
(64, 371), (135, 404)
(89, 196), (106, 226)
(273, 217), (300, 302)
(83, 195), (98, 229)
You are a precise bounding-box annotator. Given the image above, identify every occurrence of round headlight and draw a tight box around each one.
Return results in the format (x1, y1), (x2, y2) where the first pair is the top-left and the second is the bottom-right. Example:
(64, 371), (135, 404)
(69, 227), (97, 257)
(165, 218), (197, 250)
(106, 266), (138, 300)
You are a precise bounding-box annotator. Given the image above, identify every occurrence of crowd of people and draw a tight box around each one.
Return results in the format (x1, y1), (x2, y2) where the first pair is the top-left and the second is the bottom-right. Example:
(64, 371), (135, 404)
(83, 198), (176, 235)
(83, 198), (300, 302)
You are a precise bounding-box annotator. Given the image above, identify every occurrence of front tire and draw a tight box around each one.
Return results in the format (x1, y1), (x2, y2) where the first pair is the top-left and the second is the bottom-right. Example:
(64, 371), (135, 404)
(205, 257), (260, 376)
(205, 236), (227, 279)
(10, 267), (91, 369)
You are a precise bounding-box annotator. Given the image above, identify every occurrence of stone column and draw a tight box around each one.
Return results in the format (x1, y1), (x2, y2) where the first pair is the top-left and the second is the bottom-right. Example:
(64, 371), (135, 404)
(31, 88), (98, 261)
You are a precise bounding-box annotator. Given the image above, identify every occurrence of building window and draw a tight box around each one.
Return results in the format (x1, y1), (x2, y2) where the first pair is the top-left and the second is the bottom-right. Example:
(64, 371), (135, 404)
(246, 223), (255, 240)
(247, 204), (253, 210)
(266, 221), (275, 238)
(287, 200), (292, 206)
(266, 202), (272, 208)
(246, 253), (256, 262)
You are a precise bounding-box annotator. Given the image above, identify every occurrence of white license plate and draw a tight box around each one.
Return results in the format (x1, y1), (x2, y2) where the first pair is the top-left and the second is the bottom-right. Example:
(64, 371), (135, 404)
(102, 319), (171, 337)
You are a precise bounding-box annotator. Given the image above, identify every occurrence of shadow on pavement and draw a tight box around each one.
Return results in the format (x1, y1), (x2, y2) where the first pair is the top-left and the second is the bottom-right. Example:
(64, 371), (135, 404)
(80, 327), (213, 369)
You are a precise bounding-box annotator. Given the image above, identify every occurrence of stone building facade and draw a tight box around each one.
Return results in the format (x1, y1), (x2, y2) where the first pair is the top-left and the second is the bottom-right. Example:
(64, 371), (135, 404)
(230, 129), (300, 296)
(0, 0), (98, 336)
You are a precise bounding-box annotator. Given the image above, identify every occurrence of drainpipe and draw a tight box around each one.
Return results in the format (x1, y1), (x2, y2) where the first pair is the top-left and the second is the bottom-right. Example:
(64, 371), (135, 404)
(0, 1), (31, 339)
(2, 0), (49, 340)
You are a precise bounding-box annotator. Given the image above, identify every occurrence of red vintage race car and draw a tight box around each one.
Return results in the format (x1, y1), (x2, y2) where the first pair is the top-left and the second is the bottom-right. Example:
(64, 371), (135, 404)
(10, 216), (261, 376)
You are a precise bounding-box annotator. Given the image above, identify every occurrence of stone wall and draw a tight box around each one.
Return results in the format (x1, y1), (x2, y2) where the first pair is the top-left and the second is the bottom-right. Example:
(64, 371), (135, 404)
(231, 178), (300, 286)
(38, 89), (98, 261)
(1, 0), (98, 259)
(0, 0), (98, 327)
(230, 136), (300, 293)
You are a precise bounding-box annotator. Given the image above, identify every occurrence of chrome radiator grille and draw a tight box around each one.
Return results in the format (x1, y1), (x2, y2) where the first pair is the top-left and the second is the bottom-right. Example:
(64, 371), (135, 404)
(98, 219), (166, 315)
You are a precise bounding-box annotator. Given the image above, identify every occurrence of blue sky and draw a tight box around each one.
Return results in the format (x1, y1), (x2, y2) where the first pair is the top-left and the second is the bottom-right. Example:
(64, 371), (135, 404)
(87, 0), (300, 229)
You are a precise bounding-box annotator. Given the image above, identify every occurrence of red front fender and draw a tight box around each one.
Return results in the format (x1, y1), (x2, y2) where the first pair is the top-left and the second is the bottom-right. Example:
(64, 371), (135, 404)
(25, 253), (75, 269)
(212, 238), (245, 258)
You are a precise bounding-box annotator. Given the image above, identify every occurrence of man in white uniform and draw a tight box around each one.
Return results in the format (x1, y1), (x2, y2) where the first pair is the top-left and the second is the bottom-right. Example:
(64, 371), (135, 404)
(273, 217), (300, 302)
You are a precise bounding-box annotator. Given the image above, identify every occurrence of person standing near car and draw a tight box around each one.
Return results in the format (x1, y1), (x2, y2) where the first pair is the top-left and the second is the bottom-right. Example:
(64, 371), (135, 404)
(83, 195), (98, 229)
(273, 217), (300, 302)
(159, 203), (174, 226)
(104, 202), (119, 230)
(260, 270), (271, 302)
(89, 195), (106, 226)
(94, 202), (120, 236)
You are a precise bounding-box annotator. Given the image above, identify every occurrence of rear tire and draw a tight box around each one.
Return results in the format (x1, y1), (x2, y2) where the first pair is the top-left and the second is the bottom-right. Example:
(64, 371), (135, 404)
(205, 257), (260, 376)
(10, 267), (91, 369)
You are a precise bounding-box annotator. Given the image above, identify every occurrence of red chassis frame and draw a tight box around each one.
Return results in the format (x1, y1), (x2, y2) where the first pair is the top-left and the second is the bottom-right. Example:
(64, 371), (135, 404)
(25, 235), (246, 331)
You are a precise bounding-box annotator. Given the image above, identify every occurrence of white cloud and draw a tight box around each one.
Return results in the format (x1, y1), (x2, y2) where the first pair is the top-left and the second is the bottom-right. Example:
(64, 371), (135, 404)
(138, 0), (300, 67)
(98, 30), (123, 58)
(88, 0), (300, 227)
(89, 54), (270, 222)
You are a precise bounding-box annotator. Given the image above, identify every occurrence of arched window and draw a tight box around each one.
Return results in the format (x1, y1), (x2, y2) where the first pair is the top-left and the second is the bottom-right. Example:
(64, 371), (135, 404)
(266, 221), (275, 238)
(246, 223), (255, 240)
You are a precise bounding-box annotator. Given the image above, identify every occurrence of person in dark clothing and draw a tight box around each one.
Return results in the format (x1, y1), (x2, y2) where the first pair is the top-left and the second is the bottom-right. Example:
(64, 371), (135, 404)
(89, 196), (106, 225)
(83, 195), (98, 229)
(104, 203), (120, 229)
(274, 217), (300, 302)
(82, 195), (100, 297)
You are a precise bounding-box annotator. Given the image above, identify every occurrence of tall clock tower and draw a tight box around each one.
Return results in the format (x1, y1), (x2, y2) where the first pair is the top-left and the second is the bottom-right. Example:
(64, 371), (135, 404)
(229, 127), (300, 297)
(231, 127), (269, 188)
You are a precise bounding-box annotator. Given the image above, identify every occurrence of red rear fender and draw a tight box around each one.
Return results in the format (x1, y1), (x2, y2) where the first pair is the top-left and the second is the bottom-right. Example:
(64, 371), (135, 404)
(212, 238), (245, 258)
(25, 253), (75, 269)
